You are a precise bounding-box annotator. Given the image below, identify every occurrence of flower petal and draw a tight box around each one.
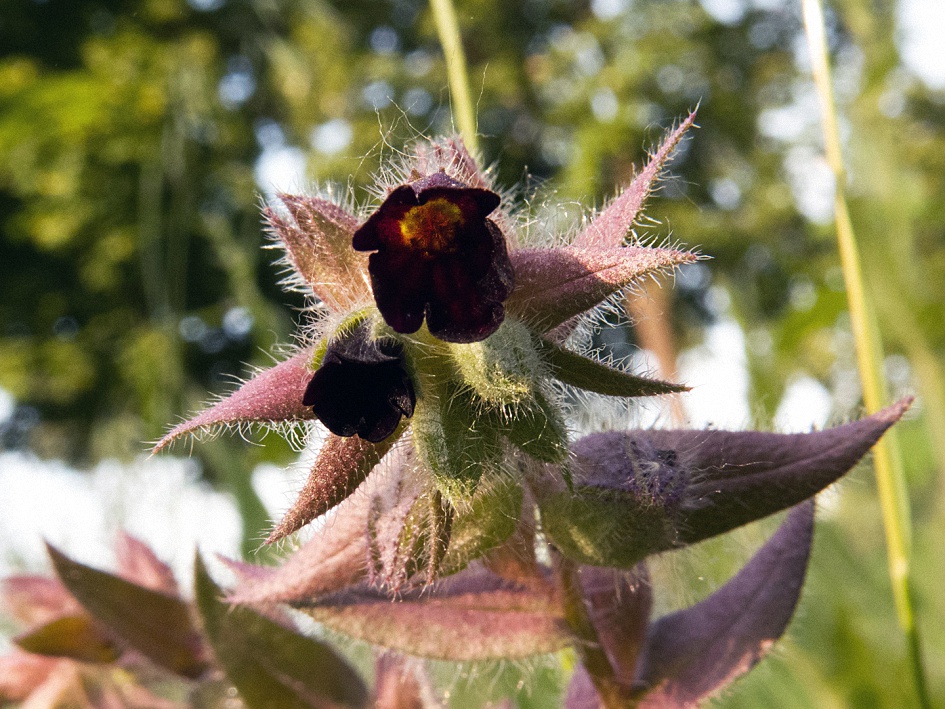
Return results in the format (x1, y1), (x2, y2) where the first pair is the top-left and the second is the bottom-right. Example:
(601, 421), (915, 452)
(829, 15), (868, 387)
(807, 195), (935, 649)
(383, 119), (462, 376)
(354, 174), (513, 343)
(506, 246), (696, 333)
(573, 112), (697, 249)
(635, 501), (815, 707)
(1, 576), (82, 627)
(0, 651), (60, 702)
(152, 351), (315, 452)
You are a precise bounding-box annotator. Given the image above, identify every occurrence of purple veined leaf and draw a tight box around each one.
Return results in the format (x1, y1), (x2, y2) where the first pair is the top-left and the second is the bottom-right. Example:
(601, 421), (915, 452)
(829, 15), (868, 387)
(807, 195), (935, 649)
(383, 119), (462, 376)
(266, 431), (402, 544)
(229, 452), (420, 606)
(266, 193), (371, 311)
(1, 576), (83, 627)
(667, 398), (911, 544)
(573, 112), (697, 250)
(194, 554), (369, 709)
(299, 563), (570, 661)
(557, 399), (910, 561)
(152, 351), (316, 453)
(115, 531), (179, 596)
(13, 614), (119, 664)
(46, 544), (209, 679)
(506, 246), (696, 333)
(634, 501), (816, 708)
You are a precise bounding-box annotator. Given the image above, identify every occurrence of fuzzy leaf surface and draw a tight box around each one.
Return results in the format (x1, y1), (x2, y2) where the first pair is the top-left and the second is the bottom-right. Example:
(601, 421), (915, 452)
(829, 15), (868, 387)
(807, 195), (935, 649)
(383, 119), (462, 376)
(153, 351), (315, 452)
(230, 456), (419, 605)
(573, 112), (697, 249)
(507, 247), (695, 333)
(195, 555), (368, 709)
(267, 431), (401, 544)
(536, 338), (687, 398)
(299, 565), (569, 660)
(635, 501), (815, 707)
(267, 194), (369, 310)
(47, 544), (208, 678)
(560, 399), (909, 560)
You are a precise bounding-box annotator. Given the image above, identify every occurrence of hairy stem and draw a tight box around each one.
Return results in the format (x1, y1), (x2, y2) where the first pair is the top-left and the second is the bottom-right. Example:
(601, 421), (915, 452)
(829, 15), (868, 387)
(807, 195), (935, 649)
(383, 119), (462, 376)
(801, 1), (929, 705)
(429, 0), (479, 155)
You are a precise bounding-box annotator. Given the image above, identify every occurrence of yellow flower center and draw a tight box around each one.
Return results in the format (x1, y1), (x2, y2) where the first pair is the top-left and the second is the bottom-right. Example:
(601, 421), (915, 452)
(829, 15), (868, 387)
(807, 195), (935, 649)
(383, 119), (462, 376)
(399, 198), (465, 253)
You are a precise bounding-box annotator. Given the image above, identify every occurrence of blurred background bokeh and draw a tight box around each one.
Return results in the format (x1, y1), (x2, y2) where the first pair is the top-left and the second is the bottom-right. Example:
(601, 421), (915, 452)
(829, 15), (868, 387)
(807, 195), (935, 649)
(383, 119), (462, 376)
(1, 0), (943, 705)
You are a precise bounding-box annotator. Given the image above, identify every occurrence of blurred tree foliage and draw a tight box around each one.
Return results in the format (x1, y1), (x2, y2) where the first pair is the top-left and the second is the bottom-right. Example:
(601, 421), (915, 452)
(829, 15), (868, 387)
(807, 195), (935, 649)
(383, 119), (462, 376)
(1, 0), (943, 704)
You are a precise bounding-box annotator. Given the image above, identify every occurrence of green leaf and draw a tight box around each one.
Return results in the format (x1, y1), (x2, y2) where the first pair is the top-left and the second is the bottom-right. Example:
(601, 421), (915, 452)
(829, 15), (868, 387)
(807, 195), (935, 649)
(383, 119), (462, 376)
(47, 544), (208, 678)
(14, 614), (119, 663)
(498, 389), (570, 464)
(194, 554), (368, 709)
(539, 487), (673, 568)
(535, 337), (687, 398)
(412, 381), (503, 500)
(441, 475), (524, 575)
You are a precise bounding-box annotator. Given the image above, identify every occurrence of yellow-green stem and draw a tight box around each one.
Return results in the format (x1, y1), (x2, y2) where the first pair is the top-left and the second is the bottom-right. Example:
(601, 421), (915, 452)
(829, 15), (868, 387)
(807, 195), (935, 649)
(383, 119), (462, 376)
(429, 0), (479, 155)
(801, 0), (929, 705)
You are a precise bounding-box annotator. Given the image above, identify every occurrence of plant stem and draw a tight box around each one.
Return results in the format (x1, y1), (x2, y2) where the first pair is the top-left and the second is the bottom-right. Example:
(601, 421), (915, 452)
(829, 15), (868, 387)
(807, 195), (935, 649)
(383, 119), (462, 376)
(557, 556), (635, 709)
(429, 0), (479, 155)
(800, 1), (930, 705)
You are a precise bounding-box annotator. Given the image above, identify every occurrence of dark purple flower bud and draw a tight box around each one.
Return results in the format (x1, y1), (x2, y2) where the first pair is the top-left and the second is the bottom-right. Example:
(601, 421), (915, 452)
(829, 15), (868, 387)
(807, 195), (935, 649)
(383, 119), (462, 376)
(352, 171), (514, 343)
(303, 323), (416, 443)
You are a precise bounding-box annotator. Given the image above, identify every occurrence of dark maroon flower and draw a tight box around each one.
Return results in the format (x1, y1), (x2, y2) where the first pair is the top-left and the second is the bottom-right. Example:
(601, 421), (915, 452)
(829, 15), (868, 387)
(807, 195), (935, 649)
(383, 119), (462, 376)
(352, 171), (514, 343)
(303, 323), (416, 443)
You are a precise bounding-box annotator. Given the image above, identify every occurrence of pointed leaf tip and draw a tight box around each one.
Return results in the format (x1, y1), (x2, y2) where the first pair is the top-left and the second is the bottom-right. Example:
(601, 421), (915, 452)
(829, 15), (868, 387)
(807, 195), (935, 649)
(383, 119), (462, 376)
(153, 351), (316, 453)
(574, 112), (698, 249)
(673, 398), (911, 544)
(45, 543), (208, 678)
(266, 431), (399, 545)
(269, 193), (369, 310)
(636, 501), (815, 707)
(507, 246), (696, 332)
(194, 554), (369, 709)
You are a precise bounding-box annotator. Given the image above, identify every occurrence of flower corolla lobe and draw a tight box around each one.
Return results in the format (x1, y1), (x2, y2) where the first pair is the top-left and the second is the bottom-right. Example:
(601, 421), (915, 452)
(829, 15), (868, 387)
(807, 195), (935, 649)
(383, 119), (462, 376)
(353, 171), (514, 343)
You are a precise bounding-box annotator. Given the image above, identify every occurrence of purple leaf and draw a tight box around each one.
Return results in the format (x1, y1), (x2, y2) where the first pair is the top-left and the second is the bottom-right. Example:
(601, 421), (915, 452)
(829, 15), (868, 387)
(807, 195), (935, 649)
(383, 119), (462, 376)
(565, 399), (910, 554)
(413, 137), (491, 190)
(230, 455), (420, 605)
(267, 193), (371, 311)
(573, 112), (697, 249)
(13, 615), (119, 664)
(1, 576), (82, 627)
(115, 531), (179, 595)
(46, 544), (209, 678)
(635, 501), (816, 707)
(300, 564), (570, 661)
(153, 351), (316, 452)
(266, 432), (400, 544)
(195, 554), (369, 709)
(506, 246), (695, 332)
